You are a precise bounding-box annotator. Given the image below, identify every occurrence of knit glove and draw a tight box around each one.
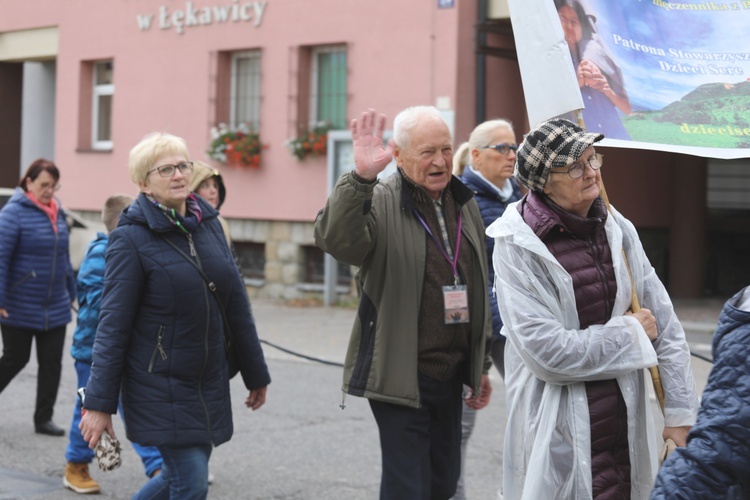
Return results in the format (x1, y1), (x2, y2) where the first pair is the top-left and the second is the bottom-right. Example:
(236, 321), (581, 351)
(95, 430), (122, 471)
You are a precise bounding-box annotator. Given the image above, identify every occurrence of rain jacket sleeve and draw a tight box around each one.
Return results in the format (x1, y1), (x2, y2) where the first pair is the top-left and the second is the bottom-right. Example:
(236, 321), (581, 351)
(492, 208), (658, 385)
(624, 211), (698, 428)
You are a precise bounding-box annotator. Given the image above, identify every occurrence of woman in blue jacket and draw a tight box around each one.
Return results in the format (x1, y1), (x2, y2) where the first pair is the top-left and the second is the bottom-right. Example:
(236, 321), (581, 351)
(79, 133), (271, 499)
(0, 159), (75, 437)
(451, 119), (523, 498)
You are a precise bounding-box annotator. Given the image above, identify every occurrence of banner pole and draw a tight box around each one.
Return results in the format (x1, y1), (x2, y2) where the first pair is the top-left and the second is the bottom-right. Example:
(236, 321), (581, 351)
(575, 107), (667, 415)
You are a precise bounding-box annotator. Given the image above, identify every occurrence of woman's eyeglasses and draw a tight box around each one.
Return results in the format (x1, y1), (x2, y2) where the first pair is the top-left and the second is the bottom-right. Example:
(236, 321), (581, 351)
(550, 153), (604, 179)
(36, 182), (61, 192)
(483, 143), (518, 155)
(148, 161), (194, 178)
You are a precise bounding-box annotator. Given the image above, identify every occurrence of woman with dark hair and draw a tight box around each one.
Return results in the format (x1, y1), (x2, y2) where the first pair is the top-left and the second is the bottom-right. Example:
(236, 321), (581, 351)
(0, 159), (76, 436)
(556, 0), (633, 140)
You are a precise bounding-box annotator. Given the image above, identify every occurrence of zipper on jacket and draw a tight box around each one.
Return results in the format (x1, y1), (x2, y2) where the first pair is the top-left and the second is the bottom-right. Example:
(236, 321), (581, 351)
(10, 270), (37, 289)
(147, 325), (168, 372)
(44, 229), (60, 331)
(188, 233), (213, 443)
(188, 233), (197, 256)
(589, 228), (614, 319)
(351, 320), (375, 385)
(340, 391), (347, 410)
(197, 276), (212, 443)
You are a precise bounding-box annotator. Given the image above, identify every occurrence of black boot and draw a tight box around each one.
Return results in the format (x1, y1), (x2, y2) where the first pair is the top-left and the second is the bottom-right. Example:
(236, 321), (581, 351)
(35, 420), (64, 436)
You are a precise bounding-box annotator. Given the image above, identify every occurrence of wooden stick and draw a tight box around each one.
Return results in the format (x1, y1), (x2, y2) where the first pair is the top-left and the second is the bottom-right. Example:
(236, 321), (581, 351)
(598, 178), (666, 414)
(575, 109), (667, 413)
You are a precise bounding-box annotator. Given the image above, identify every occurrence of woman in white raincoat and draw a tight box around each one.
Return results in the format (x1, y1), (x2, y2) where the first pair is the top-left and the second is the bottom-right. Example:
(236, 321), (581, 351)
(488, 118), (698, 499)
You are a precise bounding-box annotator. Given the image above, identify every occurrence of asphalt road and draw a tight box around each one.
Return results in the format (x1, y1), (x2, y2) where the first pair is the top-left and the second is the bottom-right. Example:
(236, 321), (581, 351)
(0, 297), (717, 499)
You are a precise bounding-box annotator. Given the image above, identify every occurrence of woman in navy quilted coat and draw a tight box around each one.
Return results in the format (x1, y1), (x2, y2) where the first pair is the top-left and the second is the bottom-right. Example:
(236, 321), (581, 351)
(0, 159), (75, 437)
(79, 133), (270, 499)
(451, 119), (522, 499)
(454, 118), (523, 376)
(651, 286), (750, 499)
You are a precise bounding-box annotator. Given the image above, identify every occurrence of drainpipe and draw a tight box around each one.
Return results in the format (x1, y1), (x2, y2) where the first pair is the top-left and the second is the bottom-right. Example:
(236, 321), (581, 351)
(476, 0), (488, 123)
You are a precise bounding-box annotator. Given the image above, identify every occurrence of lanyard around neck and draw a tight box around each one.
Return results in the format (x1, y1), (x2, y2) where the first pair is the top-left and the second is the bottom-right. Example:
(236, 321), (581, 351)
(413, 209), (463, 286)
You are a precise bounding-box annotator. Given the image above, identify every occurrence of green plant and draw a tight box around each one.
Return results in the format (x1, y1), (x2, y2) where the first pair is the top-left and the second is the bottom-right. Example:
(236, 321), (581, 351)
(207, 123), (263, 168)
(286, 123), (331, 160)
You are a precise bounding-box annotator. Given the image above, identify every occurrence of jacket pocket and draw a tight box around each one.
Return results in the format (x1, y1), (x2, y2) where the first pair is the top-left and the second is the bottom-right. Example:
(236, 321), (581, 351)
(147, 325), (168, 373)
(10, 270), (37, 289)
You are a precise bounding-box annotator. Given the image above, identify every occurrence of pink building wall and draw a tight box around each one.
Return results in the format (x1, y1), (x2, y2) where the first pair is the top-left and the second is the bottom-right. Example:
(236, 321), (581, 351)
(0, 2), (728, 298)
(2, 0), (468, 223)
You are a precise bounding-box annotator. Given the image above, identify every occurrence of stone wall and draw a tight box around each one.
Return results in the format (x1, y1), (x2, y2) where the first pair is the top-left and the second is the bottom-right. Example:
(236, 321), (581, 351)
(74, 210), (351, 301)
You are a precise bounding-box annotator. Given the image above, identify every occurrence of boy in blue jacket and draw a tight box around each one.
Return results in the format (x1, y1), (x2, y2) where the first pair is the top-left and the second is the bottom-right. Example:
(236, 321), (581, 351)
(64, 195), (162, 494)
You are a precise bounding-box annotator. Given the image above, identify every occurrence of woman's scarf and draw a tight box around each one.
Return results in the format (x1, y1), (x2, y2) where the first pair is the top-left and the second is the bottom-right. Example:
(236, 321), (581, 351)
(26, 191), (59, 233)
(146, 193), (203, 234)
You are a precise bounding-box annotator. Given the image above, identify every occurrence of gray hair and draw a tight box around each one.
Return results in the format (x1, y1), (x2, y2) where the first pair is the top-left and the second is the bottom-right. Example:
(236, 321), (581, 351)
(392, 106), (449, 149)
(452, 119), (515, 175)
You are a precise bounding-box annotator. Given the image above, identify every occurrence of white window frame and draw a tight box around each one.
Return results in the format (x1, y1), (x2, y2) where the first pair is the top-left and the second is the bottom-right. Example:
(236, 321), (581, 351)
(91, 61), (114, 151)
(229, 50), (261, 131)
(309, 45), (346, 128)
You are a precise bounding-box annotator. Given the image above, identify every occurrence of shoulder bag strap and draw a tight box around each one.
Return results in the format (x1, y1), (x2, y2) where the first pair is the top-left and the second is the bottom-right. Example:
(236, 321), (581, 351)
(159, 234), (236, 348)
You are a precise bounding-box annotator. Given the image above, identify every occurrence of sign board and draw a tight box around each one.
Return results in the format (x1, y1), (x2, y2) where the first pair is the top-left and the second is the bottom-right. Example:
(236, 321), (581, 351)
(323, 130), (395, 305)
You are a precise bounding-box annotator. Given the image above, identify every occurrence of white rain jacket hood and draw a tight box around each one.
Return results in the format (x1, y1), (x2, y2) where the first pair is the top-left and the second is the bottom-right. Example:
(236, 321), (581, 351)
(487, 201), (698, 500)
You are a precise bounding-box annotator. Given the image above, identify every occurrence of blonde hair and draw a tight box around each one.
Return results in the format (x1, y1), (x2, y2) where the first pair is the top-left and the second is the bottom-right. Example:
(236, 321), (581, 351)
(128, 132), (190, 185)
(452, 143), (472, 176)
(101, 194), (134, 232)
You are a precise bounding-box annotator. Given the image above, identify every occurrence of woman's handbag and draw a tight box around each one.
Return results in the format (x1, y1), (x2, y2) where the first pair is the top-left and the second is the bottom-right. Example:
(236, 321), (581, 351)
(160, 235), (242, 379)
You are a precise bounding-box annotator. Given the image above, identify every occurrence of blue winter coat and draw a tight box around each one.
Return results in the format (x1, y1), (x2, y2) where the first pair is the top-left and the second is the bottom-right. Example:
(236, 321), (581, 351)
(0, 189), (75, 331)
(651, 286), (750, 499)
(459, 168), (522, 337)
(84, 193), (271, 448)
(71, 233), (108, 363)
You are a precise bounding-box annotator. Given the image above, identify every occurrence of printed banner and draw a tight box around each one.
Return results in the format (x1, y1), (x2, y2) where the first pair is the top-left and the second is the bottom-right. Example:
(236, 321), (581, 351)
(508, 0), (750, 159)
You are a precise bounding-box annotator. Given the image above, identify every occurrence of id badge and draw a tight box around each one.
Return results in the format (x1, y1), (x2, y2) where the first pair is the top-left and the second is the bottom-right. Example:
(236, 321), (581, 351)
(443, 285), (470, 324)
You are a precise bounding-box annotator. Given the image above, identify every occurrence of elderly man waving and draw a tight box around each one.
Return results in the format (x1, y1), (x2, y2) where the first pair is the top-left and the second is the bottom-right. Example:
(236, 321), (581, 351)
(315, 107), (493, 499)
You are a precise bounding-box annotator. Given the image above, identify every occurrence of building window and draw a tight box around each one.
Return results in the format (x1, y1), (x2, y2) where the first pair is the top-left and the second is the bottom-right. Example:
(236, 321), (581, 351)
(229, 50), (261, 131)
(235, 241), (265, 282)
(92, 61), (113, 150)
(310, 46), (347, 129)
(302, 245), (351, 286)
(707, 159), (750, 210)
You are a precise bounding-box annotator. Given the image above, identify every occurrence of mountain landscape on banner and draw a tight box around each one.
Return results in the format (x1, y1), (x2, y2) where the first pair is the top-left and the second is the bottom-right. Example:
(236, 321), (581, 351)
(622, 79), (750, 149)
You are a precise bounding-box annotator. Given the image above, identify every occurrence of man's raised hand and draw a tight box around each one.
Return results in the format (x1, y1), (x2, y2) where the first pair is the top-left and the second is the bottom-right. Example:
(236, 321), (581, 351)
(351, 108), (395, 181)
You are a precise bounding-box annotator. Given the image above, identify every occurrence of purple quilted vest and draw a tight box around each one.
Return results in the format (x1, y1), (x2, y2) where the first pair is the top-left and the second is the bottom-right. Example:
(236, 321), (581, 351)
(520, 191), (631, 499)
